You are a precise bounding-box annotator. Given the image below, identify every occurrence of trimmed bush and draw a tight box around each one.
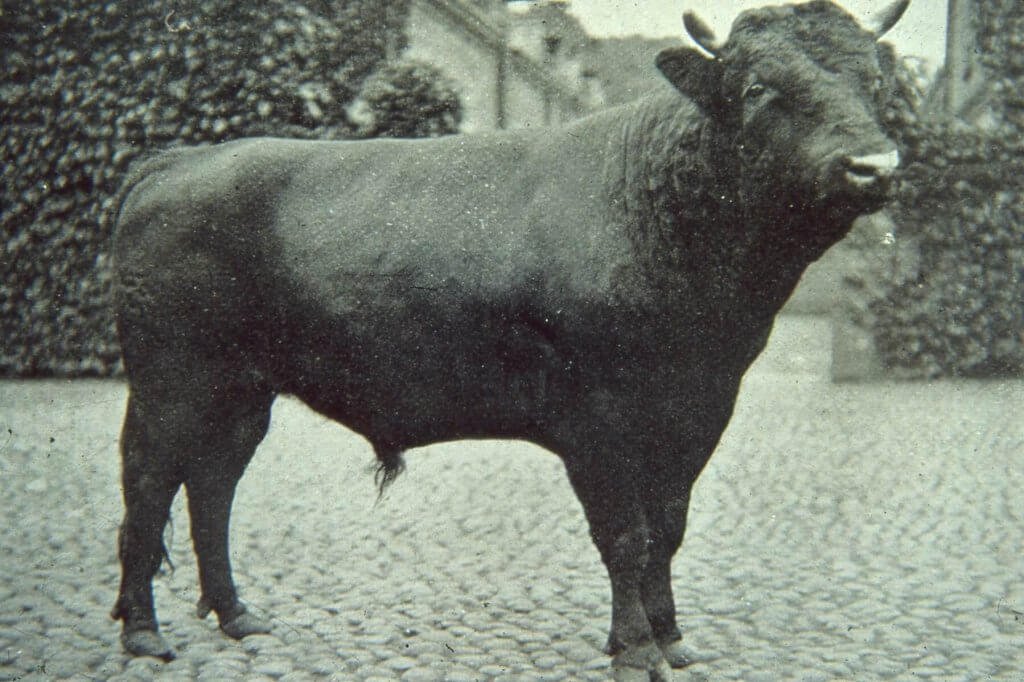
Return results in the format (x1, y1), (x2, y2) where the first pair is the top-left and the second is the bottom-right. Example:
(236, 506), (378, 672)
(865, 5), (1024, 378)
(1, 1), (409, 376)
(871, 126), (1024, 378)
(356, 59), (463, 138)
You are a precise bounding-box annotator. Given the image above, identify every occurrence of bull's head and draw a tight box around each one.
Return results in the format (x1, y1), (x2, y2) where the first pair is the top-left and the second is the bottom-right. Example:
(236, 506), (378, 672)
(656, 0), (908, 216)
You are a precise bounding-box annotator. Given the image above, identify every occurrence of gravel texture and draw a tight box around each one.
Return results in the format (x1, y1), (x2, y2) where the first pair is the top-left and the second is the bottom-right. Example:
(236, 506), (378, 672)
(1, 316), (1023, 680)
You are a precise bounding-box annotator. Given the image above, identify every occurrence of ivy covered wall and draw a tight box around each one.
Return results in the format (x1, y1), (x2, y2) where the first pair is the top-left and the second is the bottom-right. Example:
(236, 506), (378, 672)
(867, 2), (1024, 378)
(1, 1), (409, 375)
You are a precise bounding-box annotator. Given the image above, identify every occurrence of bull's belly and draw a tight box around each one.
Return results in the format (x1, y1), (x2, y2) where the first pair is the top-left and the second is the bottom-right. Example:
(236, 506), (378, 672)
(266, 316), (565, 450)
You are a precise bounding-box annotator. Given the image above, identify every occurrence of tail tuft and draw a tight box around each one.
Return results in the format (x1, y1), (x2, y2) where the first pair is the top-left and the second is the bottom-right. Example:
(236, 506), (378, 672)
(373, 445), (406, 499)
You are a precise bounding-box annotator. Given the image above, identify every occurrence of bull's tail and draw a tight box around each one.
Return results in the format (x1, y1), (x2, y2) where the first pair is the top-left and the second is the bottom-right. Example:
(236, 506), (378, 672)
(373, 444), (406, 500)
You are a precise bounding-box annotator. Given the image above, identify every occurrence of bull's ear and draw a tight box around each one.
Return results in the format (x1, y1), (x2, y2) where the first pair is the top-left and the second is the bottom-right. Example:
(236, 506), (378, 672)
(656, 47), (726, 115)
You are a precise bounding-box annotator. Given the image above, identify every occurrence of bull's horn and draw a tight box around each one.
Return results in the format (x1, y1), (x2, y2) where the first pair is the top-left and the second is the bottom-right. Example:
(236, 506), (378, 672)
(868, 0), (910, 39)
(683, 11), (720, 57)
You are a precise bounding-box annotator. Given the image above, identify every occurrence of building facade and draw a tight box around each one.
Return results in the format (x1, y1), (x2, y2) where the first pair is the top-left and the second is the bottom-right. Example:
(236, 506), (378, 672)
(401, 0), (600, 132)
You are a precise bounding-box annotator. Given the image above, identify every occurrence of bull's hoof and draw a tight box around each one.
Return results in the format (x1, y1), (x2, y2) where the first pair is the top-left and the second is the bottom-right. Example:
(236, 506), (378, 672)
(612, 659), (673, 682)
(121, 629), (175, 661)
(220, 610), (272, 639)
(612, 643), (673, 682)
(658, 638), (695, 668)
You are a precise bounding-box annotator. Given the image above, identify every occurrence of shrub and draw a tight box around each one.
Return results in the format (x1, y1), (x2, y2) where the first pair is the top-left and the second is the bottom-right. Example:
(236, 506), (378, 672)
(356, 60), (463, 138)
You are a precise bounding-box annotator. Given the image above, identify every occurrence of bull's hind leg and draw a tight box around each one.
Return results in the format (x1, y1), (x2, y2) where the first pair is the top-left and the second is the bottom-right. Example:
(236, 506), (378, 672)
(184, 388), (274, 640)
(111, 395), (184, 660)
(113, 380), (274, 657)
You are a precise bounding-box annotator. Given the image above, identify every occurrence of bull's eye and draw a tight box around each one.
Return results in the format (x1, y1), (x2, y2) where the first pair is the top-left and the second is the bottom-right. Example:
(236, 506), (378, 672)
(742, 82), (767, 100)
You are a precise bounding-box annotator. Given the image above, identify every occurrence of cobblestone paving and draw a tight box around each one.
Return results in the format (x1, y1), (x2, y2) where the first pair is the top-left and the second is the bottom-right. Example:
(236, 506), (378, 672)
(2, 318), (1023, 681)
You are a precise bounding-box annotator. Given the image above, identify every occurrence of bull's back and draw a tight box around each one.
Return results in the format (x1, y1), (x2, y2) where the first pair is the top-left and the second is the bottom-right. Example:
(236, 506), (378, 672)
(116, 115), (624, 313)
(266, 130), (619, 304)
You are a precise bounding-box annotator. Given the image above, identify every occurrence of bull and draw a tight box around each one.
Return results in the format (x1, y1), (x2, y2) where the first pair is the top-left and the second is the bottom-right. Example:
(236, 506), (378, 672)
(110, 1), (909, 679)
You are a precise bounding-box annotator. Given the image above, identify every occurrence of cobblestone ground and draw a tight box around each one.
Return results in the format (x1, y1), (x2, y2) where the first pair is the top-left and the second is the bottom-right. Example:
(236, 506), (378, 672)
(1, 317), (1023, 681)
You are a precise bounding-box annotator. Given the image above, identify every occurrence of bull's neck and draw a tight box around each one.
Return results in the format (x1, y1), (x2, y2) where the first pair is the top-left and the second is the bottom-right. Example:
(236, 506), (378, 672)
(604, 95), (845, 321)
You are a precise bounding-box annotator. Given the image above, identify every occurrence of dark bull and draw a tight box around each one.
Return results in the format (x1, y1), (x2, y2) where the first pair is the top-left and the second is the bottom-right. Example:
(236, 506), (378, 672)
(110, 1), (908, 679)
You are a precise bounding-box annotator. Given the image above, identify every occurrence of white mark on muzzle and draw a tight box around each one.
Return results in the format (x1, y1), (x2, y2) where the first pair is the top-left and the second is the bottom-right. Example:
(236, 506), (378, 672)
(849, 149), (900, 173)
(844, 149), (900, 187)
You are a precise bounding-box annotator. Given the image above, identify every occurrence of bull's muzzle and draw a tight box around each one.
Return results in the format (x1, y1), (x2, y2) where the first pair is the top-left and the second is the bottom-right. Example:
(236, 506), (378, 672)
(843, 149), (900, 188)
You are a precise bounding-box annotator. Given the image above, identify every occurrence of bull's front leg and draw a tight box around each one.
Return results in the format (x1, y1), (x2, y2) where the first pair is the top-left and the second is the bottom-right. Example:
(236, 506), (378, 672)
(563, 455), (673, 682)
(639, 476), (696, 669)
